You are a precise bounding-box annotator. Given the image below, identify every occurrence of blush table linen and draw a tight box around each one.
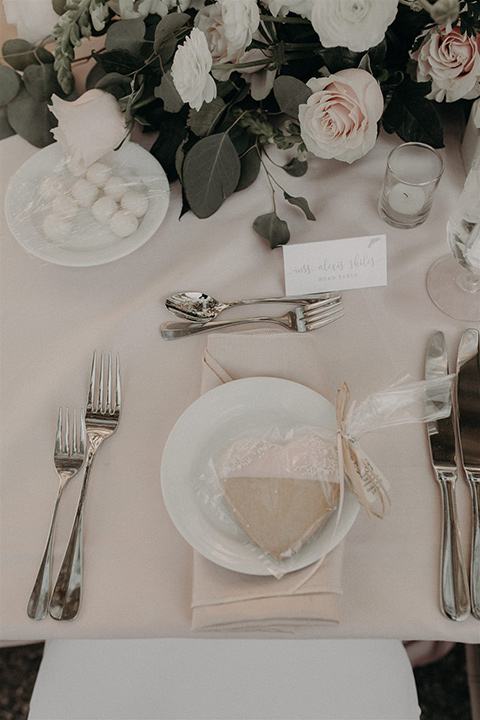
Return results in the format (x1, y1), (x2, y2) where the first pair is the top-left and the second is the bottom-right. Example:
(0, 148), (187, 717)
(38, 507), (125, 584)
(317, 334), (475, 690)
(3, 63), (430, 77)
(0, 112), (478, 644)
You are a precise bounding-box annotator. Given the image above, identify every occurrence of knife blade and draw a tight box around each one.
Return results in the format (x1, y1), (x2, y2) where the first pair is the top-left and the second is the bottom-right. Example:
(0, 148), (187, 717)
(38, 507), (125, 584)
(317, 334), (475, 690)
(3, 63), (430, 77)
(456, 328), (480, 619)
(425, 331), (470, 621)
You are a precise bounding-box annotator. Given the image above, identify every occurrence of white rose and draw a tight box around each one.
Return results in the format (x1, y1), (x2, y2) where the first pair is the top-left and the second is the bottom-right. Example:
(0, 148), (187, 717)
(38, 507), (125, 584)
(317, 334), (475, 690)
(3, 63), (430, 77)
(298, 68), (384, 163)
(218, 0), (260, 50)
(3, 0), (59, 44)
(260, 0), (312, 18)
(49, 90), (127, 170)
(195, 4), (275, 99)
(310, 0), (398, 53)
(171, 27), (217, 110)
(411, 24), (480, 102)
(112, 0), (187, 19)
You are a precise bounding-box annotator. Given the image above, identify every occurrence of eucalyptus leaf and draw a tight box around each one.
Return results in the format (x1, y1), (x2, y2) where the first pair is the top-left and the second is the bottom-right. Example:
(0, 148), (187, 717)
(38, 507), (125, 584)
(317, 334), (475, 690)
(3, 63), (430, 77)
(23, 64), (61, 101)
(235, 147), (261, 192)
(96, 72), (132, 98)
(150, 110), (189, 181)
(0, 66), (21, 105)
(0, 107), (15, 140)
(382, 78), (444, 147)
(253, 212), (290, 248)
(52, 0), (67, 14)
(283, 157), (308, 177)
(86, 63), (107, 90)
(92, 49), (141, 76)
(182, 133), (241, 218)
(2, 39), (38, 71)
(153, 12), (190, 62)
(6, 88), (56, 147)
(273, 76), (311, 119)
(105, 19), (146, 54)
(284, 192), (315, 220)
(188, 97), (226, 137)
(155, 71), (184, 113)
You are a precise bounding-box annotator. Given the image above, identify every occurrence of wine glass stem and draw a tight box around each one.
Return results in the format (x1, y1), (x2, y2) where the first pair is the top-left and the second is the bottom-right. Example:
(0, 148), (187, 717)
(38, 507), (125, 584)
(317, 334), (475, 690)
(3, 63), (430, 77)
(456, 269), (480, 293)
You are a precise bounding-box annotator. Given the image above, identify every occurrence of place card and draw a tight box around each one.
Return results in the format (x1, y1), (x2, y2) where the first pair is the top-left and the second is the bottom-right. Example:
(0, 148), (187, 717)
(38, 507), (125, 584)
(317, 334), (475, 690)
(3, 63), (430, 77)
(283, 234), (387, 294)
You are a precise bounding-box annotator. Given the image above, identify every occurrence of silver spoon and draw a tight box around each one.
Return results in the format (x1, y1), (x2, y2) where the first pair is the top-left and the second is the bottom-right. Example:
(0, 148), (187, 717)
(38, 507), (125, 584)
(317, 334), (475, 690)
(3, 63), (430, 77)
(165, 291), (341, 322)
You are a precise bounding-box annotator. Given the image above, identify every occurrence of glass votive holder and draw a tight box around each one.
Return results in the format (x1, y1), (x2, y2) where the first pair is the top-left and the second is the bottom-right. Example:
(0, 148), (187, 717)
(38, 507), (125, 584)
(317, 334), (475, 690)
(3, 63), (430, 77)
(378, 142), (444, 229)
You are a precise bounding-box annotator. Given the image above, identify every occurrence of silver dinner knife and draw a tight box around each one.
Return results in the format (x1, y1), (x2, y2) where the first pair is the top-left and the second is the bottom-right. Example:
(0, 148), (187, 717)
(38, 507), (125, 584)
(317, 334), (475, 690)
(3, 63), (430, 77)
(425, 331), (470, 621)
(456, 328), (480, 620)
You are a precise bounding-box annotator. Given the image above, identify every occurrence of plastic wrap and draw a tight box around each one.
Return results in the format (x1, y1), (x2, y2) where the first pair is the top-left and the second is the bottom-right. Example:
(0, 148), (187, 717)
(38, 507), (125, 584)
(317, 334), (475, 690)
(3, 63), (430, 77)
(337, 374), (455, 518)
(198, 426), (341, 576)
(196, 373), (455, 577)
(5, 141), (170, 266)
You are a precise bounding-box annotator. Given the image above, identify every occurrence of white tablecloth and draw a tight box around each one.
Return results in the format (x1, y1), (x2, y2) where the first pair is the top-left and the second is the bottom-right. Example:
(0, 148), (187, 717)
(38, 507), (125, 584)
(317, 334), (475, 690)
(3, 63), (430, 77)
(0, 110), (478, 643)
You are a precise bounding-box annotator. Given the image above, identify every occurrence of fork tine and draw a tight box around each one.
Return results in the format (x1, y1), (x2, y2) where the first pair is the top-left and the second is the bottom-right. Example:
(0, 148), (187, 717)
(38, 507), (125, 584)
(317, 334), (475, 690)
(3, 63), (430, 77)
(64, 409), (70, 455)
(115, 352), (121, 413)
(55, 408), (63, 455)
(87, 351), (97, 413)
(304, 302), (344, 322)
(71, 409), (77, 455)
(78, 410), (86, 455)
(97, 352), (105, 413)
(106, 352), (112, 413)
(306, 308), (344, 330)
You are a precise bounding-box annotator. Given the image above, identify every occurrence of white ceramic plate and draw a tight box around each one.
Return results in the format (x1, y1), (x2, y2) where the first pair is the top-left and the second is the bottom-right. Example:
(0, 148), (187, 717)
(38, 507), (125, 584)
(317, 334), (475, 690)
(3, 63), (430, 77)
(161, 377), (359, 576)
(5, 141), (169, 266)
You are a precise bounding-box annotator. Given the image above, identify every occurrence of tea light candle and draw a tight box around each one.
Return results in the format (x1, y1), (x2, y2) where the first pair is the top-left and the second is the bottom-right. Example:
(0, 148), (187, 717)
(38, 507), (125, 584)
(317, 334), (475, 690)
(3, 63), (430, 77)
(388, 183), (425, 215)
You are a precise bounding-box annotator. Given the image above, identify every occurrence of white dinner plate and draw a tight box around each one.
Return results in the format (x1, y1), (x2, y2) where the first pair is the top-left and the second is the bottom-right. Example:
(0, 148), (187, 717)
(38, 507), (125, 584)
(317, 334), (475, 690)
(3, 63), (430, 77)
(161, 377), (360, 576)
(5, 141), (169, 266)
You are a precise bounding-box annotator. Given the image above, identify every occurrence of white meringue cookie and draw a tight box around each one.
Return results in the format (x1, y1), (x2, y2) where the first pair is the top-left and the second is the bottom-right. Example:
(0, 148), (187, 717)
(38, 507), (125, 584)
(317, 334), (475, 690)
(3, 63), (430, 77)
(86, 161), (113, 187)
(51, 194), (79, 219)
(92, 195), (118, 225)
(43, 213), (71, 242)
(38, 175), (68, 201)
(104, 175), (127, 202)
(71, 178), (100, 207)
(120, 190), (148, 218)
(109, 209), (139, 237)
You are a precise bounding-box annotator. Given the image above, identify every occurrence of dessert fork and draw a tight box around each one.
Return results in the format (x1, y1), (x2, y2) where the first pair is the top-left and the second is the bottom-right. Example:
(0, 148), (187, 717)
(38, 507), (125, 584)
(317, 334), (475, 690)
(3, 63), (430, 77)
(160, 298), (344, 339)
(27, 408), (86, 620)
(49, 351), (121, 621)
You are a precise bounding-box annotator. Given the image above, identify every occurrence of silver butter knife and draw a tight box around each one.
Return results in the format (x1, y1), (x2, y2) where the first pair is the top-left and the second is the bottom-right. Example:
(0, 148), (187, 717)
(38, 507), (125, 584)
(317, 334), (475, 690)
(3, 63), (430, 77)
(425, 331), (470, 621)
(456, 328), (480, 620)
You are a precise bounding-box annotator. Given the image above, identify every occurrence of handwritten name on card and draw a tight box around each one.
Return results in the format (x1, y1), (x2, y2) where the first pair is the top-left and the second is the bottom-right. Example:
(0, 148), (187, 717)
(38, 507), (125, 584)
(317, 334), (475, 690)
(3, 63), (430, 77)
(283, 235), (387, 294)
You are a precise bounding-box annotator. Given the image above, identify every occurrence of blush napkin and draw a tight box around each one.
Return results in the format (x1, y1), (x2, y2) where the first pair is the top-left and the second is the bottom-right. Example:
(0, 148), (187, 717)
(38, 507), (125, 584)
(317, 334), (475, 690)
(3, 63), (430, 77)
(191, 330), (345, 633)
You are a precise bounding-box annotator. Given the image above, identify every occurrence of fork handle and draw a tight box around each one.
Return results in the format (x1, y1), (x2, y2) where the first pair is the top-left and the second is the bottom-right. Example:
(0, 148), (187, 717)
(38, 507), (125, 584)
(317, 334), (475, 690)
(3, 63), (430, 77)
(27, 493), (62, 620)
(49, 449), (96, 621)
(161, 315), (289, 339)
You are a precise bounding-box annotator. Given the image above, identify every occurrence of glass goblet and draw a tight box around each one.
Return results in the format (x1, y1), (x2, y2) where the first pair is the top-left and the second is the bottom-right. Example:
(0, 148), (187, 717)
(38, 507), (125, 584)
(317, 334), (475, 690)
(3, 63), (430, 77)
(427, 162), (480, 322)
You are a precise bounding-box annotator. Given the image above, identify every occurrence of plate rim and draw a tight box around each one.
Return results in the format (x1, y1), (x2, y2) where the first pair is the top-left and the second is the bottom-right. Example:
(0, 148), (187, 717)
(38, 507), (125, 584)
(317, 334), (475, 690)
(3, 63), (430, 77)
(5, 141), (170, 267)
(161, 376), (359, 576)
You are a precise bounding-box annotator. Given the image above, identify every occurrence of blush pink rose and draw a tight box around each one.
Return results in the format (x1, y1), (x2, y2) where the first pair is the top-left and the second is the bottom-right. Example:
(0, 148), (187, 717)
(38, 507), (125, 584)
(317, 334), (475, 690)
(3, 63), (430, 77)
(411, 25), (480, 102)
(298, 69), (384, 163)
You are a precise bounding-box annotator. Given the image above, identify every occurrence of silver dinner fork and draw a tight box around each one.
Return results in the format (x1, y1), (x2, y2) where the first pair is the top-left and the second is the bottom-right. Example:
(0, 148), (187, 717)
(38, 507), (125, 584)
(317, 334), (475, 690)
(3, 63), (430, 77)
(49, 351), (121, 621)
(160, 297), (344, 339)
(27, 408), (86, 621)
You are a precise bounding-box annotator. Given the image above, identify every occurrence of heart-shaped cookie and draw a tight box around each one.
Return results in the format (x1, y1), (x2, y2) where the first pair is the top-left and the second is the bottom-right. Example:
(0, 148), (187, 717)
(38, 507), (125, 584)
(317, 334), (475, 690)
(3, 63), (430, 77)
(217, 429), (340, 559)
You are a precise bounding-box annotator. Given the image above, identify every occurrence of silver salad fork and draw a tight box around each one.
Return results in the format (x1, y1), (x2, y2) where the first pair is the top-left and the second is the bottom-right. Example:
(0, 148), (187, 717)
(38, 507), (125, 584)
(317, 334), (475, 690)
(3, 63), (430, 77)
(49, 351), (121, 621)
(160, 297), (344, 340)
(27, 408), (86, 620)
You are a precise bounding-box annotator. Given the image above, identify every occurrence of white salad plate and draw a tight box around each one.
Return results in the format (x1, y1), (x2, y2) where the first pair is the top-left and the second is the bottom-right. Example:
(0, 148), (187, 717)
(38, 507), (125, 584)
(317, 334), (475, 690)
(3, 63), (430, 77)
(161, 377), (360, 576)
(5, 141), (170, 267)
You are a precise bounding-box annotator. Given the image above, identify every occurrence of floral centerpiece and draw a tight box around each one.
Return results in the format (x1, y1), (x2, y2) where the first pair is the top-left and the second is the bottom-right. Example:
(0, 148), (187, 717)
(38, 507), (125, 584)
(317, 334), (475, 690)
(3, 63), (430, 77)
(1, 0), (479, 246)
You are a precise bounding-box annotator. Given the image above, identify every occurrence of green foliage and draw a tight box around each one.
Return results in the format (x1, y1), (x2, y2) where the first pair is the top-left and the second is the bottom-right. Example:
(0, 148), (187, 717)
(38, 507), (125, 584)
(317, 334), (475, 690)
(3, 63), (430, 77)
(382, 77), (444, 148)
(0, 38), (61, 145)
(182, 132), (241, 218)
(253, 212), (290, 248)
(2, 0), (478, 244)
